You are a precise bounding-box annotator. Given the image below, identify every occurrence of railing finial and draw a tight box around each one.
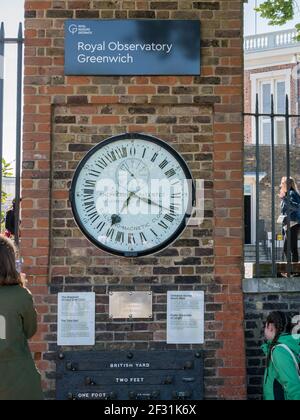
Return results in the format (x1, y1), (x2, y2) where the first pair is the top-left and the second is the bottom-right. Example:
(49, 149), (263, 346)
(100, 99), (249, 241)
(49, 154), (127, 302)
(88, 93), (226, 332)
(0, 22), (4, 44)
(255, 93), (259, 115)
(18, 22), (23, 40)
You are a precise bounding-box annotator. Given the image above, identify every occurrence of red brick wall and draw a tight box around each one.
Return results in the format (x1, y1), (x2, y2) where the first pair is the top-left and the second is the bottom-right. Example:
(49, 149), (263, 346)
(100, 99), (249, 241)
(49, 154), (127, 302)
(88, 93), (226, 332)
(23, 0), (246, 400)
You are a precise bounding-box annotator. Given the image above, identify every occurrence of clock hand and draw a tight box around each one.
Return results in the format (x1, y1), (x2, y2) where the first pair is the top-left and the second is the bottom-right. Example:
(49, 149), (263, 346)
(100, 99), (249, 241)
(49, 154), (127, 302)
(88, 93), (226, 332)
(122, 163), (137, 180)
(133, 194), (170, 212)
(117, 185), (141, 196)
(110, 192), (134, 226)
(122, 192), (135, 211)
(111, 214), (121, 226)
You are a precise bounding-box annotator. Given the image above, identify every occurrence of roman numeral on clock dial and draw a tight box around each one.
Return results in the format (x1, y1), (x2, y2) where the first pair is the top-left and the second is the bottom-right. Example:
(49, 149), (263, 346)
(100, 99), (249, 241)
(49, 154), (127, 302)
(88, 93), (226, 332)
(97, 221), (106, 232)
(128, 233), (136, 244)
(84, 201), (94, 210)
(164, 214), (175, 223)
(84, 189), (94, 196)
(158, 220), (168, 230)
(159, 159), (169, 169)
(151, 153), (158, 162)
(84, 180), (96, 188)
(116, 231), (125, 243)
(96, 158), (108, 169)
(140, 232), (147, 243)
(106, 228), (115, 240)
(165, 168), (176, 178)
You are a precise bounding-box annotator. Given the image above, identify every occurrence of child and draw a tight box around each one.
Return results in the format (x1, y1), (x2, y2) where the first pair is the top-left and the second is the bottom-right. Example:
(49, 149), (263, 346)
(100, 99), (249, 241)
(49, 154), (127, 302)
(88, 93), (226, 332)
(262, 311), (300, 400)
(0, 236), (44, 400)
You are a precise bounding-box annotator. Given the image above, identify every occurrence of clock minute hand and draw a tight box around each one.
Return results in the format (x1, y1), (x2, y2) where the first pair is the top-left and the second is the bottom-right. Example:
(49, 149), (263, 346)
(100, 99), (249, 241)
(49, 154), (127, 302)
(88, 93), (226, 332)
(133, 194), (170, 211)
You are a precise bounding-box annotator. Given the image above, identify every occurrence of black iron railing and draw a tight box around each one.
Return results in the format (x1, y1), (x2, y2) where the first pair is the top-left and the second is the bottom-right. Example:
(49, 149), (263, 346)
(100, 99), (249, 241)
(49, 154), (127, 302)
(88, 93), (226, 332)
(0, 23), (23, 246)
(244, 94), (300, 278)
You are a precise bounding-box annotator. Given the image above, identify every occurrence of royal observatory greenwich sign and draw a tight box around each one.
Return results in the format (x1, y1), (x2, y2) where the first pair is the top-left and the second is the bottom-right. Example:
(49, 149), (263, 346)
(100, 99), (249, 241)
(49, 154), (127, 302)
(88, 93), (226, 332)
(64, 20), (201, 76)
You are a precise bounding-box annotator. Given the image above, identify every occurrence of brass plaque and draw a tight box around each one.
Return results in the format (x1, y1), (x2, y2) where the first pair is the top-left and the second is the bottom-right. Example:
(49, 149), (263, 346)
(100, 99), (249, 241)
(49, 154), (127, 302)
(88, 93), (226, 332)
(109, 292), (152, 319)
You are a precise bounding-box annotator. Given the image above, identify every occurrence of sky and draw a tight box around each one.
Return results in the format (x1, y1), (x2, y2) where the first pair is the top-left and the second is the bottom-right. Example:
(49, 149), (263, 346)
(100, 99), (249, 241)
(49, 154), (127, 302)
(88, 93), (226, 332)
(0, 0), (300, 169)
(1, 0), (24, 171)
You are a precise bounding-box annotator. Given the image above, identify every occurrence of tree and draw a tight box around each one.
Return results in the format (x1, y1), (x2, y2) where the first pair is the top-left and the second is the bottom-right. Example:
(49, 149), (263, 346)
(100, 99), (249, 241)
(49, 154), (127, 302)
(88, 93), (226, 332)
(1, 158), (13, 227)
(255, 0), (300, 40)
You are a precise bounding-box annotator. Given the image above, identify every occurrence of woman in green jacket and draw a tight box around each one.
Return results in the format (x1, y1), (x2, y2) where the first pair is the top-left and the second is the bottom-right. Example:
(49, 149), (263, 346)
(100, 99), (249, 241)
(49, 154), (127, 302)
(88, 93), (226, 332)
(0, 236), (44, 400)
(262, 311), (300, 400)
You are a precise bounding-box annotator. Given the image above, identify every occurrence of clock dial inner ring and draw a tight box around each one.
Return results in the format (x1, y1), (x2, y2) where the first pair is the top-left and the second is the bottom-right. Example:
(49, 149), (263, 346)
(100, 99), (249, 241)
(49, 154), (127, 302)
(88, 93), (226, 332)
(71, 135), (194, 257)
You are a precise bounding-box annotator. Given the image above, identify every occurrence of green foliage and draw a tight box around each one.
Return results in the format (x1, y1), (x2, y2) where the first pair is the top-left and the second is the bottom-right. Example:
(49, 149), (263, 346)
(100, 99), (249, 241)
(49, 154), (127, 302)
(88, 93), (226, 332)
(296, 22), (300, 39)
(255, 0), (300, 40)
(1, 159), (13, 225)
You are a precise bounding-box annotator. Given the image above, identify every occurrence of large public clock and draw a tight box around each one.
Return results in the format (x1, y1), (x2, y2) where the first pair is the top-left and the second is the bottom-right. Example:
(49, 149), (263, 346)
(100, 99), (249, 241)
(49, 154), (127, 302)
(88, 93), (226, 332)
(70, 133), (195, 257)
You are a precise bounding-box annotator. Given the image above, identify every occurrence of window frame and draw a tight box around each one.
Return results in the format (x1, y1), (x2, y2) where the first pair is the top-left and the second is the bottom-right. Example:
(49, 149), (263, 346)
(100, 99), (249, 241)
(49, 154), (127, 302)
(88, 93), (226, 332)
(250, 69), (291, 145)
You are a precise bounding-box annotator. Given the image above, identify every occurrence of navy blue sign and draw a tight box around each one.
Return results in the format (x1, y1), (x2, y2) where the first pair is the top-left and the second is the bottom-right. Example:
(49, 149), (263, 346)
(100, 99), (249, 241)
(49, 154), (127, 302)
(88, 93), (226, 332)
(64, 20), (200, 76)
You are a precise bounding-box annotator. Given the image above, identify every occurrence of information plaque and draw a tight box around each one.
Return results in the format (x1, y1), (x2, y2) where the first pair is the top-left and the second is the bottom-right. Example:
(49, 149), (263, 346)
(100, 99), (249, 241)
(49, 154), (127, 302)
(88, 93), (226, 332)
(167, 291), (204, 344)
(58, 293), (95, 346)
(109, 292), (152, 319)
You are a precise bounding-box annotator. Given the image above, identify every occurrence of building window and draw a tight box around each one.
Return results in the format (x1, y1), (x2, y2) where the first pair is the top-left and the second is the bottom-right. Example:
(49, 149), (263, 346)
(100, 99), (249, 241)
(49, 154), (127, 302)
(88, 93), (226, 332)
(259, 79), (287, 145)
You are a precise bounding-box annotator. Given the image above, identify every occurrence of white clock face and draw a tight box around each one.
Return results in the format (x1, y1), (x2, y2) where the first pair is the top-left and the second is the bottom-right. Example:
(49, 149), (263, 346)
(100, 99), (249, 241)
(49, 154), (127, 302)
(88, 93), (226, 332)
(71, 134), (194, 257)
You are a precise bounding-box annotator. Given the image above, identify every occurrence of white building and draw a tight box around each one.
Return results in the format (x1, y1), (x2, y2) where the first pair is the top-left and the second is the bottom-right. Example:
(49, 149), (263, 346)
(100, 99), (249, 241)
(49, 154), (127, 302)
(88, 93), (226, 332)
(2, 177), (16, 211)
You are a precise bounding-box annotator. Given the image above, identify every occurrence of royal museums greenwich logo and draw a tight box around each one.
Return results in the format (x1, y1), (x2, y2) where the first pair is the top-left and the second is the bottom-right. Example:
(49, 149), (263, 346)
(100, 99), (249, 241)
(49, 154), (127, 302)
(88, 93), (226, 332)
(69, 23), (93, 36)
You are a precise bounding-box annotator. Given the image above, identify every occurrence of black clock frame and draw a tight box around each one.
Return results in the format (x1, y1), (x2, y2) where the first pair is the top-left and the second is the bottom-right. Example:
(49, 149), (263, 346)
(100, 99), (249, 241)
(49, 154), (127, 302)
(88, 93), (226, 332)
(70, 133), (196, 258)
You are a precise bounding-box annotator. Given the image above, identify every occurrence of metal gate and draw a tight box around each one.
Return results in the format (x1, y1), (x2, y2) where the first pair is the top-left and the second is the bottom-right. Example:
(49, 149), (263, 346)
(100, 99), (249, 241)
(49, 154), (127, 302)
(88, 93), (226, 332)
(0, 22), (23, 246)
(244, 94), (300, 278)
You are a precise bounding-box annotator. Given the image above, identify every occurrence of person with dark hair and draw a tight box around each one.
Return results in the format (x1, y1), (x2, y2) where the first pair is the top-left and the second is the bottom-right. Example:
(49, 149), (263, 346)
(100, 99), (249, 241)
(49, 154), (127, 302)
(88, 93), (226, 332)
(4, 198), (22, 239)
(0, 236), (43, 400)
(262, 311), (300, 400)
(279, 177), (300, 263)
(5, 200), (16, 238)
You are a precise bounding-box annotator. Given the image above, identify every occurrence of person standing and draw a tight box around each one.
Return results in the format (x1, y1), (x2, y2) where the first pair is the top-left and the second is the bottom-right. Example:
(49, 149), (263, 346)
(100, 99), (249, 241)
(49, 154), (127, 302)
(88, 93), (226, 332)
(262, 311), (300, 400)
(279, 177), (300, 262)
(4, 198), (22, 239)
(0, 236), (44, 400)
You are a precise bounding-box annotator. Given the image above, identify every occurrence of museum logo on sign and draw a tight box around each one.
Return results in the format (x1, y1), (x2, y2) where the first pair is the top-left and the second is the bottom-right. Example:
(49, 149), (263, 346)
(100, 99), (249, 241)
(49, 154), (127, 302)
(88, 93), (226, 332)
(69, 23), (93, 36)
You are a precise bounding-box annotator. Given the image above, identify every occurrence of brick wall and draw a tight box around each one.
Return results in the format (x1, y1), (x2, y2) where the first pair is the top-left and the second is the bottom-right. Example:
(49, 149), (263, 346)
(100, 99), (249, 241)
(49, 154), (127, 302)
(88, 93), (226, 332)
(23, 0), (246, 399)
(243, 278), (300, 400)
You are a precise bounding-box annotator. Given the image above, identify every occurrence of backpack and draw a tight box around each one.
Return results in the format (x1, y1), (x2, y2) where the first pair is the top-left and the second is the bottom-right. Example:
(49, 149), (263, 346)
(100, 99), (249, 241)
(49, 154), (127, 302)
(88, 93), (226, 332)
(271, 344), (300, 376)
(5, 209), (15, 234)
(271, 344), (300, 400)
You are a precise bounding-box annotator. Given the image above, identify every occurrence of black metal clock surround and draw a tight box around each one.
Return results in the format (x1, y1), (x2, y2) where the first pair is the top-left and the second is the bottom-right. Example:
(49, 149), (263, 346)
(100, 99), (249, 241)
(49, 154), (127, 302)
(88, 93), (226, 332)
(70, 133), (195, 257)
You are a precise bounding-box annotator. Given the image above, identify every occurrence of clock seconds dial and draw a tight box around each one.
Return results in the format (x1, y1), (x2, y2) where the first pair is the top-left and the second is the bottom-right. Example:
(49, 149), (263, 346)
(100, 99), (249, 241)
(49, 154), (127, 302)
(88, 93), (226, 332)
(71, 134), (194, 257)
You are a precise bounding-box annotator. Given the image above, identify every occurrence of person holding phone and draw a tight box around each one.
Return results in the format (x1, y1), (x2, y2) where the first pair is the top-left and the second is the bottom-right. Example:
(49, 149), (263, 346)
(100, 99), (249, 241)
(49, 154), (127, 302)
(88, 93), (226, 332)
(0, 236), (43, 400)
(278, 177), (300, 263)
